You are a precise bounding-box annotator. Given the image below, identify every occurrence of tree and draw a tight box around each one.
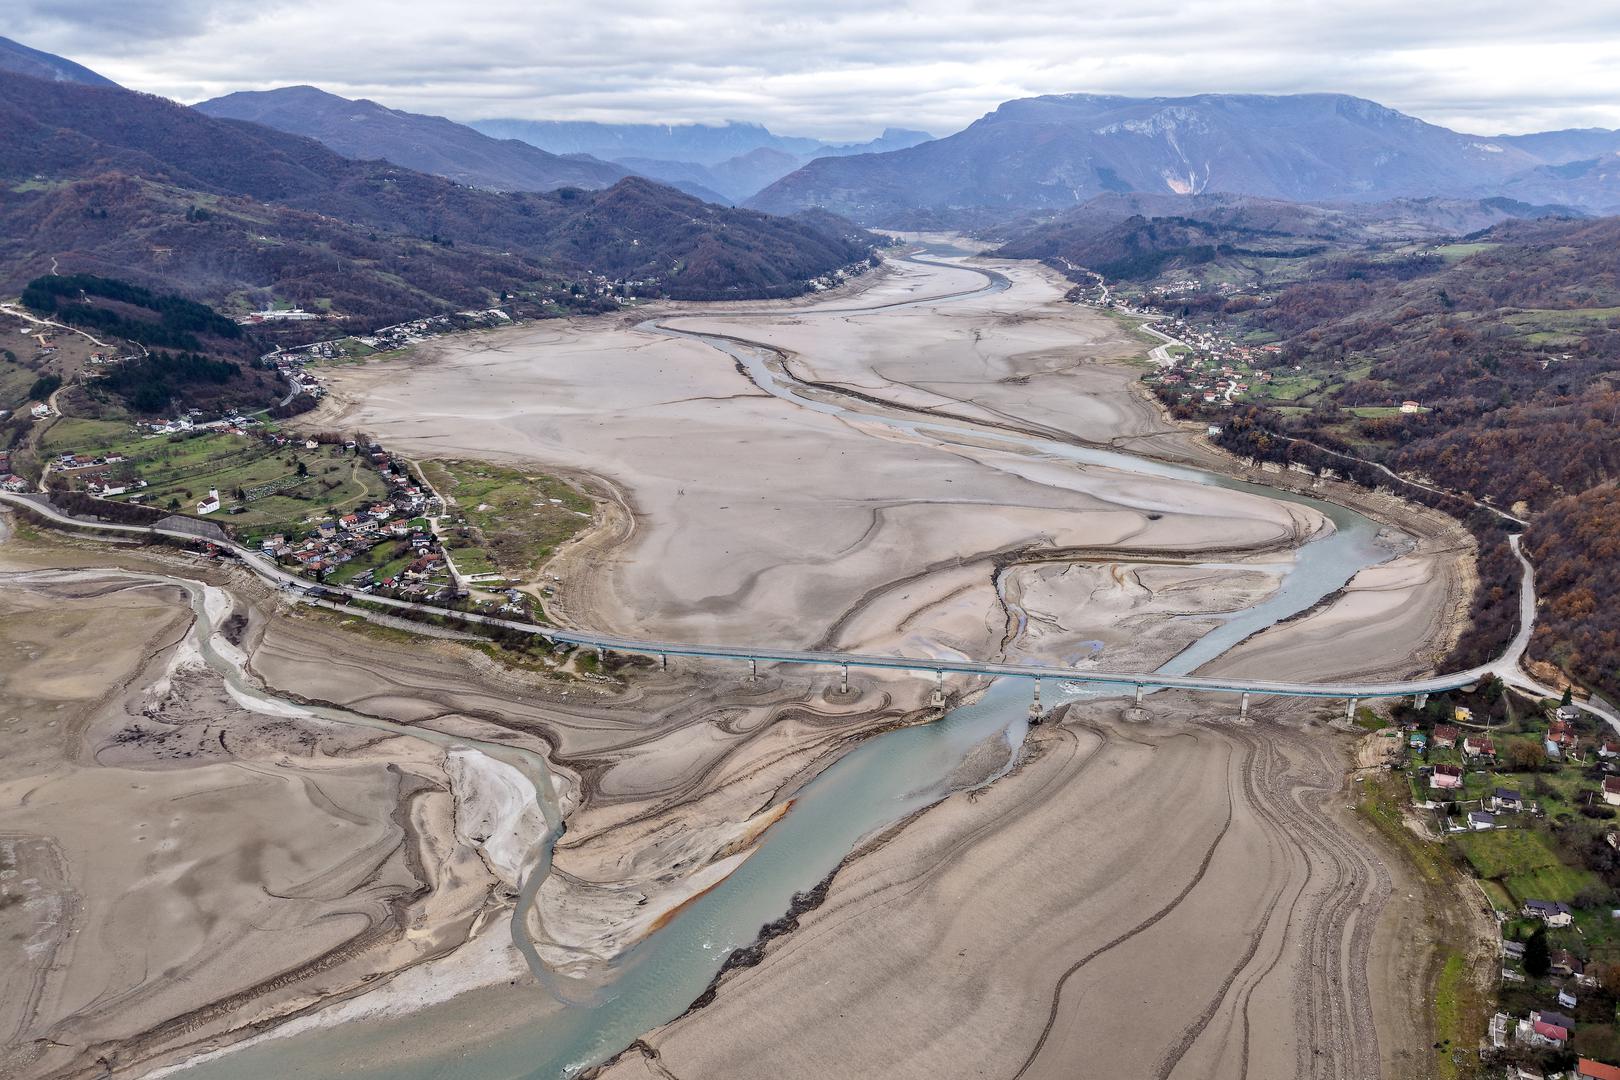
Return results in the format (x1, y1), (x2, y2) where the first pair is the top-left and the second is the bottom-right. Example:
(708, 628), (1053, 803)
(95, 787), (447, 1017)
(296, 460), (308, 478)
(1563, 686), (1575, 708)
(1525, 926), (1551, 979)
(1507, 740), (1545, 772)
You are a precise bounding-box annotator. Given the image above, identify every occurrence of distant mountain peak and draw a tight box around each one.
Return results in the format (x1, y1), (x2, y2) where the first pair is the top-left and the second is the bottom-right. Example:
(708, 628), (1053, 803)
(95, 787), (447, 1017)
(748, 90), (1620, 224)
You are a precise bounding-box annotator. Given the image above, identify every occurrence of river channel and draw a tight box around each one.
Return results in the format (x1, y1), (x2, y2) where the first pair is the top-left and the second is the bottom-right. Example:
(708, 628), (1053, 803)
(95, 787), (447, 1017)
(164, 248), (1394, 1079)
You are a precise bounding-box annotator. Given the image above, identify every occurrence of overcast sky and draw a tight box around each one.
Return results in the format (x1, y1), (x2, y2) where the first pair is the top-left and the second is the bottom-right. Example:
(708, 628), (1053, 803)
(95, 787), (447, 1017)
(12, 0), (1620, 140)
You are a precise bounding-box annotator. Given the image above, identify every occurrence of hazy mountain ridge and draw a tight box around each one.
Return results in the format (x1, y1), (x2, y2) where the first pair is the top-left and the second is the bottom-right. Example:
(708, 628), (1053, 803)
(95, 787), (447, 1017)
(471, 118), (813, 164)
(749, 92), (1620, 224)
(194, 86), (631, 193)
(476, 118), (933, 201)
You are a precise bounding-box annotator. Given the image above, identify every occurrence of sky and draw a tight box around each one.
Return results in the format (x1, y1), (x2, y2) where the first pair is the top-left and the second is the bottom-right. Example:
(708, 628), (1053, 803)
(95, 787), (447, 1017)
(11, 0), (1620, 141)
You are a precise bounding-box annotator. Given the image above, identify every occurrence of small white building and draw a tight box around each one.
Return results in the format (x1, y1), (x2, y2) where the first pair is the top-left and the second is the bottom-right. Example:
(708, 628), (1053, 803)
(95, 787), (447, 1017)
(196, 488), (221, 515)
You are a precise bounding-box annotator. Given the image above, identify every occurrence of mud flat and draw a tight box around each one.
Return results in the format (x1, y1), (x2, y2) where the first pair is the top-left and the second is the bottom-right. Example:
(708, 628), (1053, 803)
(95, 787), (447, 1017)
(593, 700), (1397, 1080)
(672, 256), (1168, 445)
(313, 255), (1324, 654)
(0, 562), (515, 1080)
(0, 242), (1471, 1079)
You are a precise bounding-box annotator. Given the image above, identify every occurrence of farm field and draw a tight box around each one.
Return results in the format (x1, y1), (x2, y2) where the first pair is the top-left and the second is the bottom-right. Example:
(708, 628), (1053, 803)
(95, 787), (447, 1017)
(44, 421), (389, 531)
(1454, 828), (1602, 904)
(421, 459), (593, 581)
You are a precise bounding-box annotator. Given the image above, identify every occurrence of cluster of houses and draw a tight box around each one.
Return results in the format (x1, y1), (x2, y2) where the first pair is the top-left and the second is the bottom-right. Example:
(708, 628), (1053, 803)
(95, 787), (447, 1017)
(262, 444), (448, 597)
(1489, 1006), (1581, 1055)
(355, 311), (508, 354)
(1490, 899), (1598, 1067)
(262, 308), (516, 386)
(1404, 697), (1620, 1076)
(138, 411), (256, 437)
(236, 306), (331, 325)
(1415, 703), (1620, 843)
(1143, 316), (1287, 407)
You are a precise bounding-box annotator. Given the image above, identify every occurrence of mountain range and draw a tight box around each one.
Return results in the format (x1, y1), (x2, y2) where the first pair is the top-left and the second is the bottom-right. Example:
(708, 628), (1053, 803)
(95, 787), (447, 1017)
(194, 86), (633, 194)
(194, 89), (930, 204)
(474, 118), (932, 202)
(747, 92), (1620, 224)
(0, 67), (877, 326)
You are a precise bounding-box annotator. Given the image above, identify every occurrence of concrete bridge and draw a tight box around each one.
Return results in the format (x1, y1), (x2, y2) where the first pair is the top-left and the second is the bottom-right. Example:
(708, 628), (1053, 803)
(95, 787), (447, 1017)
(2, 490), (1603, 727)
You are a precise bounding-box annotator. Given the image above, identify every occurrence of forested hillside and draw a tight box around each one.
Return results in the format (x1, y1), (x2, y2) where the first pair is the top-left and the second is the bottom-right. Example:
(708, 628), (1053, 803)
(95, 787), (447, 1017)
(1141, 216), (1620, 698)
(995, 193), (1578, 288)
(21, 273), (277, 415)
(0, 72), (877, 326)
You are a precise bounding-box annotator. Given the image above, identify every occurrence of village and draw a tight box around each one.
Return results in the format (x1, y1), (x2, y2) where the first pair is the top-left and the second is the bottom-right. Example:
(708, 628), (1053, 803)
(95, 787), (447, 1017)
(1367, 688), (1620, 1077)
(1144, 317), (1285, 406)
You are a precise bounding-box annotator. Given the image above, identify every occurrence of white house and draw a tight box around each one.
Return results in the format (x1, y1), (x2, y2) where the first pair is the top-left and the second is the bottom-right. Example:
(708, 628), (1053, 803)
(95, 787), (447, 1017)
(196, 488), (221, 515)
(1523, 900), (1574, 927)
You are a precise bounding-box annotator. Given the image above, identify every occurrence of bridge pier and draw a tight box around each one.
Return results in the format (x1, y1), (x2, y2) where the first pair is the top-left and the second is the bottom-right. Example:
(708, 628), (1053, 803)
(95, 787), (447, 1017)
(659, 653), (667, 672)
(1414, 692), (1428, 709)
(748, 658), (758, 681)
(1346, 697), (1359, 722)
(1135, 683), (1144, 706)
(1029, 678), (1042, 721)
(932, 670), (945, 707)
(840, 663), (849, 694)
(1239, 692), (1250, 720)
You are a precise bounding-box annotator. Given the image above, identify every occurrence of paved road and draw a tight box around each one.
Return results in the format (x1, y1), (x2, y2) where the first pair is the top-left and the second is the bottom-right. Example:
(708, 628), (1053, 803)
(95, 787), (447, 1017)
(8, 490), (1605, 724)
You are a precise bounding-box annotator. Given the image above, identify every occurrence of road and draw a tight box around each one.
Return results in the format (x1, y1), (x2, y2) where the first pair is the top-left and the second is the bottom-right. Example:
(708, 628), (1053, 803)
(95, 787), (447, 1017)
(6, 489), (1610, 727)
(1138, 321), (1188, 367)
(0, 301), (118, 349)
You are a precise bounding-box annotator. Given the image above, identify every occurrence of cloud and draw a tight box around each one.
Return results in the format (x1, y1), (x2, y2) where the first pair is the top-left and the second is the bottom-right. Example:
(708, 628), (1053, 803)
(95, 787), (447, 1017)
(12, 0), (1620, 139)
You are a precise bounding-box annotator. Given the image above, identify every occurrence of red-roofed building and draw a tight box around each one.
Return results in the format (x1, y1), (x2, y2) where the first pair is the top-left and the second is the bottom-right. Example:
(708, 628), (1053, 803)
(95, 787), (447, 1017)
(1533, 1020), (1569, 1046)
(1432, 724), (1459, 748)
(1578, 1058), (1620, 1080)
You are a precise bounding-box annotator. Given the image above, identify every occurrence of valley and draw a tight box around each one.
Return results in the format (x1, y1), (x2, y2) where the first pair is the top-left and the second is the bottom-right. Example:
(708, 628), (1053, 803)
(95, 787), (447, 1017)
(2, 243), (1490, 1078)
(7, 12), (1620, 1080)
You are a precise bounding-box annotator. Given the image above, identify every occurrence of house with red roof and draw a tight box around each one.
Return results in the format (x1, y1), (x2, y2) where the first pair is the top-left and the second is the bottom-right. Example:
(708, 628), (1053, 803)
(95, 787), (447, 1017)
(1526, 1018), (1568, 1047)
